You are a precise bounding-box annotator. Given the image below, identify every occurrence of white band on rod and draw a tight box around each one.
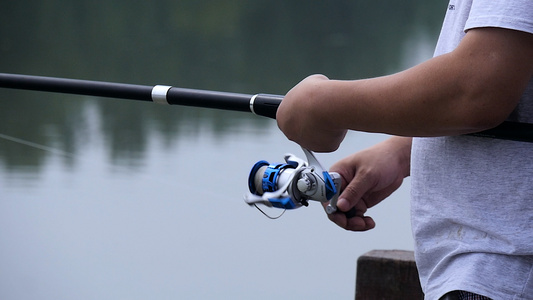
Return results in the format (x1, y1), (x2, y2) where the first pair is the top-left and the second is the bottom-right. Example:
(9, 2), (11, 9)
(249, 94), (259, 115)
(151, 85), (172, 105)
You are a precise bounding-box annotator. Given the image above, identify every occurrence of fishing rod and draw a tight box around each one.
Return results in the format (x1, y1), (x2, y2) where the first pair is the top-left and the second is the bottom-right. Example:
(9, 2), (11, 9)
(0, 72), (350, 218)
(0, 72), (282, 119)
(0, 72), (531, 218)
(0, 72), (530, 142)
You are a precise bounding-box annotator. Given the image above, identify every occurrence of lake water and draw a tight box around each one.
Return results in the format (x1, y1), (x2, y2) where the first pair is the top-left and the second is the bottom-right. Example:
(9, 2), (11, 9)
(0, 1), (445, 299)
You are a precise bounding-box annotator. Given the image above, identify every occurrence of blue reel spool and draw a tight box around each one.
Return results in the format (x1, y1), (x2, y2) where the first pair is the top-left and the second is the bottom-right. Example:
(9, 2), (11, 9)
(247, 160), (299, 209)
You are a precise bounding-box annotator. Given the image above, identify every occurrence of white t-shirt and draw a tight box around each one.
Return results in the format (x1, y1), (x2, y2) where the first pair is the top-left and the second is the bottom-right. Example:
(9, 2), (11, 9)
(410, 1), (533, 299)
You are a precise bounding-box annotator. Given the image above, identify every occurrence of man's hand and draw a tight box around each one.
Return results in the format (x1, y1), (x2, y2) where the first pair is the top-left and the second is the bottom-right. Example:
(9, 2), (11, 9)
(276, 74), (348, 152)
(325, 137), (412, 231)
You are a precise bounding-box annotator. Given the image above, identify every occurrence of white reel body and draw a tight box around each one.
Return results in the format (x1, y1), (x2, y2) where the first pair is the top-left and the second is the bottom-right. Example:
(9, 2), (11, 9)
(244, 148), (341, 214)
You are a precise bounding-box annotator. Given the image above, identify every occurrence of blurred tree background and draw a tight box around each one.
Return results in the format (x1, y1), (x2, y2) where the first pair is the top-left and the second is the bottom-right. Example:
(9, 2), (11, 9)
(0, 0), (445, 170)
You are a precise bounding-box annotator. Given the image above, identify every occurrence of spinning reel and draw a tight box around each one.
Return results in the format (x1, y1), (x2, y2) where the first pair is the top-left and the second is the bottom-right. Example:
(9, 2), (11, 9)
(244, 148), (341, 216)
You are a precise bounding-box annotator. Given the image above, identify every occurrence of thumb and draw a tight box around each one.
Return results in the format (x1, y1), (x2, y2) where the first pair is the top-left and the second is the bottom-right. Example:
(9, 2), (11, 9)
(336, 172), (375, 212)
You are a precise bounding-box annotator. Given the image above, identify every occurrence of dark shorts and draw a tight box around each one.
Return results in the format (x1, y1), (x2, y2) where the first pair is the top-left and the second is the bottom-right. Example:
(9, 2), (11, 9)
(440, 290), (492, 300)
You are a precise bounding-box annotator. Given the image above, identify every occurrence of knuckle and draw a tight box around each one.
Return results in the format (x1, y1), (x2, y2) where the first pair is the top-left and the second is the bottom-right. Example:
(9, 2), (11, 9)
(342, 184), (361, 200)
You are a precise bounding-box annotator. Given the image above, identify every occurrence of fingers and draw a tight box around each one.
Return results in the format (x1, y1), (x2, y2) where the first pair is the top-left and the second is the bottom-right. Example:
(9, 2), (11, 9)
(327, 211), (376, 231)
(327, 174), (399, 231)
(322, 197), (376, 231)
(323, 137), (411, 232)
(337, 169), (377, 211)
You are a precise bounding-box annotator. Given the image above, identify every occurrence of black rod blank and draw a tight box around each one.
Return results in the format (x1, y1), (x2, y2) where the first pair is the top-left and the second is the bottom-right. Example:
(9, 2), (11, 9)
(0, 73), (153, 101)
(0, 72), (531, 142)
(0, 73), (283, 119)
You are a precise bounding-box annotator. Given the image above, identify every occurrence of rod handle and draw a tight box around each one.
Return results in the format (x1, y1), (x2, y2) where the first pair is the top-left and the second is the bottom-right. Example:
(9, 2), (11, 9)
(468, 121), (533, 143)
(251, 94), (283, 119)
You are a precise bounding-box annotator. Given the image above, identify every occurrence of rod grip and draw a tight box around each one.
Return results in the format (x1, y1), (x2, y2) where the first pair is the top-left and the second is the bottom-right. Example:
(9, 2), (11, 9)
(251, 94), (283, 119)
(468, 121), (533, 143)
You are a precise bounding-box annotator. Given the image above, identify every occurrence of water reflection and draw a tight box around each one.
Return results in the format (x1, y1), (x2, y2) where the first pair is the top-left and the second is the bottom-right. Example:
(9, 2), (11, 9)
(0, 0), (444, 170)
(0, 1), (445, 299)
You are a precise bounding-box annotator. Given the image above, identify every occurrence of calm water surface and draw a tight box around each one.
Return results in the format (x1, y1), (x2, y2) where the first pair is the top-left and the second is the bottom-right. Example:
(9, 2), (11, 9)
(0, 1), (444, 299)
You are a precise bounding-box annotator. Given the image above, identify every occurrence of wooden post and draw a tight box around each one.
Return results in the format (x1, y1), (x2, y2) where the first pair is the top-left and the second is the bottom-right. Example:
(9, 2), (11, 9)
(355, 250), (423, 300)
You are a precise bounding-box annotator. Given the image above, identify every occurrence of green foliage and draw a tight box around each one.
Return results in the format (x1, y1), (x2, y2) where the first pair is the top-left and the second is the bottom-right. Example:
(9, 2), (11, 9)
(0, 0), (446, 169)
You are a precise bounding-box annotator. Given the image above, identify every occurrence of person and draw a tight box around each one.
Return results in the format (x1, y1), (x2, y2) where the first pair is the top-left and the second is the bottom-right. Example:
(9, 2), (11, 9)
(276, 1), (533, 299)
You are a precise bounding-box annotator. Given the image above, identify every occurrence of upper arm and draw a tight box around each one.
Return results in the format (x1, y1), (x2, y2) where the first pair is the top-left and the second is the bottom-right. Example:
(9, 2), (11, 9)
(448, 27), (533, 126)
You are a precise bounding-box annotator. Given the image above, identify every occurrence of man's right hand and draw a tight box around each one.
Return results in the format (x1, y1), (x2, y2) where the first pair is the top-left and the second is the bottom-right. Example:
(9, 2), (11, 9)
(325, 136), (412, 231)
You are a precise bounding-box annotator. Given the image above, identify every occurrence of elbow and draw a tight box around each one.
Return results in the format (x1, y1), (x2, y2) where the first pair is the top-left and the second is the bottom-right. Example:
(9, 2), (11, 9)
(467, 112), (509, 132)
(460, 93), (520, 132)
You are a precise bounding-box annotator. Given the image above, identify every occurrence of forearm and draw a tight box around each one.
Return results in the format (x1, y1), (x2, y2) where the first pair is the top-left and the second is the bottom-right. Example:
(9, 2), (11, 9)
(310, 56), (522, 137)
(280, 28), (533, 138)
(386, 136), (412, 178)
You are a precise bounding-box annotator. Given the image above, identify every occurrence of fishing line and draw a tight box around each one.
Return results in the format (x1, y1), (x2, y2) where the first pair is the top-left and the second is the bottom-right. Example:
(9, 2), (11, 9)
(253, 204), (286, 219)
(0, 132), (170, 184)
(0, 132), (236, 202)
(0, 133), (76, 158)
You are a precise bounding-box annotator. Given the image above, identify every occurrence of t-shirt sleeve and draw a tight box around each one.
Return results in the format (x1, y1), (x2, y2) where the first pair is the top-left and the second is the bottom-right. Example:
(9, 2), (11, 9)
(465, 0), (533, 34)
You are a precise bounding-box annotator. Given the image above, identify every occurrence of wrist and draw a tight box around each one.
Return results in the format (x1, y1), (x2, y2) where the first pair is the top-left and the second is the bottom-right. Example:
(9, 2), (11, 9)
(384, 136), (412, 177)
